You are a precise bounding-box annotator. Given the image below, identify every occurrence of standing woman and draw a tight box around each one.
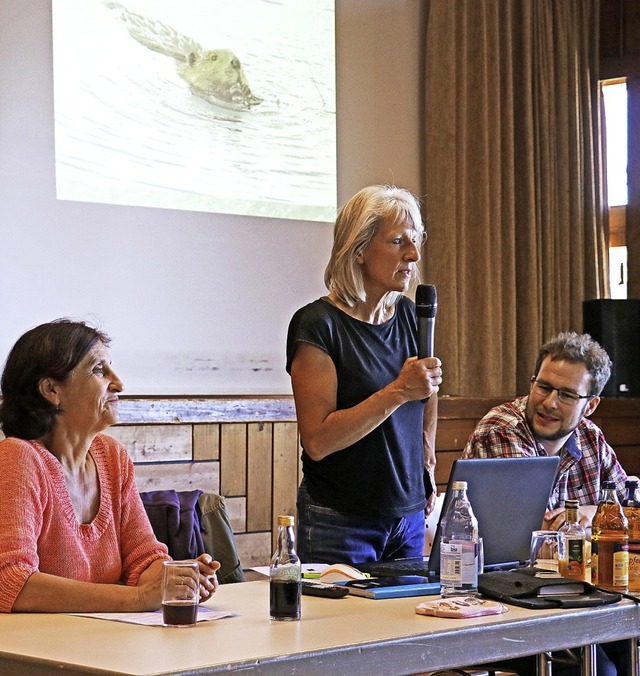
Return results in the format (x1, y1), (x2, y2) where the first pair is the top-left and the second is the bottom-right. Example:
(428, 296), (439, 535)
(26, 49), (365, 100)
(287, 185), (442, 565)
(0, 319), (219, 613)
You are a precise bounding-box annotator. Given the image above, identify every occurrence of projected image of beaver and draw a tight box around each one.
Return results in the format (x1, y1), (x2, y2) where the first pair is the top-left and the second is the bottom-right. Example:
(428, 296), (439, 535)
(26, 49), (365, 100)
(105, 1), (263, 110)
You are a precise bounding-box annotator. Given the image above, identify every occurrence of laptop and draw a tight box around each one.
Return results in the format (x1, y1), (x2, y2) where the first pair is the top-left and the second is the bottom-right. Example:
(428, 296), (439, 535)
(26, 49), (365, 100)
(357, 456), (561, 580)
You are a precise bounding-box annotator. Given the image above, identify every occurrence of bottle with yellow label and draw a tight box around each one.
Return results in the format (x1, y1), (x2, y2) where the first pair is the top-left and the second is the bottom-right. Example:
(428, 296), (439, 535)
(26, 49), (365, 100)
(558, 499), (587, 581)
(591, 481), (628, 592)
(622, 479), (640, 592)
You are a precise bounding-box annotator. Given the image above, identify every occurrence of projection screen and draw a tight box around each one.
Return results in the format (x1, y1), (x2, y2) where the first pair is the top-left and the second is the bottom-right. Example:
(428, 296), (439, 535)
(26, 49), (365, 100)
(52, 0), (337, 222)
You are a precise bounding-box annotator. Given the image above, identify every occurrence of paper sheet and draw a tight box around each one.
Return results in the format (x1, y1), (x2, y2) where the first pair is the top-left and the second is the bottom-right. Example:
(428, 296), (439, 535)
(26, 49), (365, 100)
(68, 606), (235, 626)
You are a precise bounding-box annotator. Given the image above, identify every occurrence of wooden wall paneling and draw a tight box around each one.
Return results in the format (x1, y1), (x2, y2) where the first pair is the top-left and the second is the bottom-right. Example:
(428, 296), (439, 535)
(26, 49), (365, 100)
(234, 531), (272, 569)
(224, 496), (247, 533)
(105, 425), (192, 463)
(220, 423), (247, 497)
(435, 419), (477, 452)
(117, 397), (296, 424)
(193, 423), (220, 461)
(134, 461), (219, 493)
(272, 422), (300, 550)
(247, 422), (274, 532)
(437, 396), (508, 420)
(591, 406), (640, 476)
(434, 450), (464, 491)
(593, 416), (640, 446)
(612, 446), (640, 477)
(432, 398), (505, 493)
(593, 398), (640, 418)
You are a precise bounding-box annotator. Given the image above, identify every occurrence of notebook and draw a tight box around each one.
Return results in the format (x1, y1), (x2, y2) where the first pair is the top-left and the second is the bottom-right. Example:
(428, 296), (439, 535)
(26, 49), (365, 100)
(343, 575), (440, 599)
(357, 456), (561, 580)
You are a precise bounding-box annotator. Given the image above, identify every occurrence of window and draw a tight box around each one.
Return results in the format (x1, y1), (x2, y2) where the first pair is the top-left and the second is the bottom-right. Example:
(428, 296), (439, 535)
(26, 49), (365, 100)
(602, 79), (628, 299)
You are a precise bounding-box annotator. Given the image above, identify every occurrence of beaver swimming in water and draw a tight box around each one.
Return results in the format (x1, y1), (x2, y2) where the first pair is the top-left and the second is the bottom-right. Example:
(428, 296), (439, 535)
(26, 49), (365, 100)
(104, 2), (263, 110)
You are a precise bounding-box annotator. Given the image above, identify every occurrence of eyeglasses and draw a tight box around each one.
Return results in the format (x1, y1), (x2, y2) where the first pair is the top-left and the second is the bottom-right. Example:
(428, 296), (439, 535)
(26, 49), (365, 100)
(530, 378), (593, 406)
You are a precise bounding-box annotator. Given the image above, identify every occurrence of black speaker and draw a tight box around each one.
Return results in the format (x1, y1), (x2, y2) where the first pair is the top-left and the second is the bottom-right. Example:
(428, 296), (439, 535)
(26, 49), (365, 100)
(583, 299), (640, 398)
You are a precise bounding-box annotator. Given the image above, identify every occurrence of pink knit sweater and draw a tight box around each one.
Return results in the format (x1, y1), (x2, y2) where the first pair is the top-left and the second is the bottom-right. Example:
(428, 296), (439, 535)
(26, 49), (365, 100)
(0, 433), (168, 612)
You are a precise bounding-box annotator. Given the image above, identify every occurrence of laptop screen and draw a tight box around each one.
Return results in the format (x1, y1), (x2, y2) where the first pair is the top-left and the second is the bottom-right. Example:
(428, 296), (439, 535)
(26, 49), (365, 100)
(428, 456), (560, 575)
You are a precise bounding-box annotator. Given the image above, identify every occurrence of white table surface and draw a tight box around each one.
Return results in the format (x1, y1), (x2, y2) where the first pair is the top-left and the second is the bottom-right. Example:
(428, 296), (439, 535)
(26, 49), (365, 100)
(0, 580), (638, 675)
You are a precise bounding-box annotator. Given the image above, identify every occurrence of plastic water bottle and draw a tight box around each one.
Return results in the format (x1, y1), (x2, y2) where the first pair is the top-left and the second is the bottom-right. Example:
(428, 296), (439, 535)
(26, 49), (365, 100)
(440, 480), (479, 597)
(269, 515), (302, 620)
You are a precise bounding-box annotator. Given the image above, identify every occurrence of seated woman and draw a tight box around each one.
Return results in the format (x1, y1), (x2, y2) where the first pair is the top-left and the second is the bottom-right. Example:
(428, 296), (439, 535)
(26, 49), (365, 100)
(0, 318), (219, 613)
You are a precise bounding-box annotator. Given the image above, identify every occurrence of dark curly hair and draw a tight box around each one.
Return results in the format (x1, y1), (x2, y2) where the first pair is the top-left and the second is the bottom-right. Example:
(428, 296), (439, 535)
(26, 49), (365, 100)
(533, 331), (611, 396)
(0, 319), (110, 440)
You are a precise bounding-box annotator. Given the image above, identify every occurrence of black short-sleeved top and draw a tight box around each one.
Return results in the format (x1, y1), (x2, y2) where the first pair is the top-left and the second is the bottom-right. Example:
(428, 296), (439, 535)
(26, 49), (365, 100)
(286, 296), (428, 517)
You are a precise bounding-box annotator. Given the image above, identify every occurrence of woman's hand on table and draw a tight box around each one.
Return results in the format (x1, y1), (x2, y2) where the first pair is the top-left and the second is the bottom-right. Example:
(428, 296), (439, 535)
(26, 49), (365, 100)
(196, 553), (220, 601)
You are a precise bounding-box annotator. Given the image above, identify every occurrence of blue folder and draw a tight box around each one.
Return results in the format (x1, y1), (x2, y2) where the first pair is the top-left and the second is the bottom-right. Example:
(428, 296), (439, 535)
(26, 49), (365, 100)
(343, 575), (440, 599)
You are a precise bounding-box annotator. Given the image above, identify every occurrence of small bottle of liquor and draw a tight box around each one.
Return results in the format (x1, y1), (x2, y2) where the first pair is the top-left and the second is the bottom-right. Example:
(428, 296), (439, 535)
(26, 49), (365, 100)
(558, 499), (587, 581)
(269, 515), (302, 621)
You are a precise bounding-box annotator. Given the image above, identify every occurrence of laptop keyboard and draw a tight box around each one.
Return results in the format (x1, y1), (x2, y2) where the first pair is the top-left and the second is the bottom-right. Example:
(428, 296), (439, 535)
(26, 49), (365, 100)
(360, 557), (521, 579)
(361, 558), (435, 579)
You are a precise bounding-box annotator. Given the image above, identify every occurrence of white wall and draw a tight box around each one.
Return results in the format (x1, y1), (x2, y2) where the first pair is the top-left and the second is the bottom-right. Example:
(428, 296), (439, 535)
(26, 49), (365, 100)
(0, 0), (423, 394)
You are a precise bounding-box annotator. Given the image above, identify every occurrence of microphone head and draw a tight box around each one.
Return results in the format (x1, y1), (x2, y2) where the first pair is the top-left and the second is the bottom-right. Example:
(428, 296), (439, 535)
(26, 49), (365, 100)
(415, 284), (438, 318)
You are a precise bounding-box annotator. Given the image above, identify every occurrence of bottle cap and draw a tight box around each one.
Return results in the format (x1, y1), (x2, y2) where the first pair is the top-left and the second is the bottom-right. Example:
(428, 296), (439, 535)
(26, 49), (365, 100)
(277, 515), (295, 527)
(625, 479), (638, 488)
(602, 481), (616, 490)
(565, 499), (579, 509)
(452, 481), (467, 490)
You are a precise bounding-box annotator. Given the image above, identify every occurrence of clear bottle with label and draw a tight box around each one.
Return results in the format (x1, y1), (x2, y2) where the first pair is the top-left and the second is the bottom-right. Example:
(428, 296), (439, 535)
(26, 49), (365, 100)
(269, 515), (302, 621)
(622, 479), (640, 592)
(440, 480), (479, 597)
(558, 499), (587, 581)
(591, 481), (628, 592)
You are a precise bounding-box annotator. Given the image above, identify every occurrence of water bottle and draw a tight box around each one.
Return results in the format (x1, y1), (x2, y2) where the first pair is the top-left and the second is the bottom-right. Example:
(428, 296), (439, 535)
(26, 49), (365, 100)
(269, 515), (302, 620)
(440, 480), (479, 597)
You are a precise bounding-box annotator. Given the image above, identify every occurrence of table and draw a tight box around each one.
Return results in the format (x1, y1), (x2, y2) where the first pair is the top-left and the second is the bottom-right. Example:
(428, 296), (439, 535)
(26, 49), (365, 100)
(0, 581), (638, 675)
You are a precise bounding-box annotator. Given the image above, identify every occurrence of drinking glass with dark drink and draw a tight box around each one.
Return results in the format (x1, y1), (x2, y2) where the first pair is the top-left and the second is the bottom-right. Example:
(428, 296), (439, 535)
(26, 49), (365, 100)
(162, 560), (199, 627)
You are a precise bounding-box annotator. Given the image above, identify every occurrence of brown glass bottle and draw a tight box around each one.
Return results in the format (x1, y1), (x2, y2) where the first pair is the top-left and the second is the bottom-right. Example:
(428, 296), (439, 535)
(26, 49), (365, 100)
(591, 481), (628, 592)
(558, 500), (587, 581)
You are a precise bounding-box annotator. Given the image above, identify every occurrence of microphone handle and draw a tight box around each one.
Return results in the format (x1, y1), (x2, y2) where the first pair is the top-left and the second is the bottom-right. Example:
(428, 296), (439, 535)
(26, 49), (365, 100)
(417, 317), (435, 404)
(417, 316), (435, 360)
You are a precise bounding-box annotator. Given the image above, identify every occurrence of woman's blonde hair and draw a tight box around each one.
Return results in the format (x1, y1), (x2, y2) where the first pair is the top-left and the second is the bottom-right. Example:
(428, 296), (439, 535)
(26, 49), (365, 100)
(324, 185), (425, 307)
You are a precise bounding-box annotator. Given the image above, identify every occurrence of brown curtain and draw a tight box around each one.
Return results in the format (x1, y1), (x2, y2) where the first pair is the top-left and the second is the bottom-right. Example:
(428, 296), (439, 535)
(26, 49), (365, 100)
(422, 0), (609, 398)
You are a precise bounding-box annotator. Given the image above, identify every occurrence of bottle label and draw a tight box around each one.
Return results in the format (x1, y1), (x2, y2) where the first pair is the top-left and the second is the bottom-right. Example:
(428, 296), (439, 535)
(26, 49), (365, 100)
(628, 541), (640, 590)
(270, 566), (301, 583)
(559, 538), (585, 579)
(591, 541), (628, 587)
(440, 541), (477, 586)
(612, 546), (629, 587)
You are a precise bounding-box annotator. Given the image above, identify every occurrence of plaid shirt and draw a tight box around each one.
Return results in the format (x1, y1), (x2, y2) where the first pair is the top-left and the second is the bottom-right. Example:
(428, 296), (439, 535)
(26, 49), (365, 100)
(462, 396), (628, 509)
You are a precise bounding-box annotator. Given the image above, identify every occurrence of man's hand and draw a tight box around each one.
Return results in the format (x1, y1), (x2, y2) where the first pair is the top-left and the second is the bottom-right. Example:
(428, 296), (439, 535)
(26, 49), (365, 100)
(543, 505), (596, 532)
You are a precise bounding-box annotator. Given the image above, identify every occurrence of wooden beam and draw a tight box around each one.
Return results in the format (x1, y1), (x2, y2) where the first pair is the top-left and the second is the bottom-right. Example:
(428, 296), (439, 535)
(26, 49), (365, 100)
(117, 396), (296, 424)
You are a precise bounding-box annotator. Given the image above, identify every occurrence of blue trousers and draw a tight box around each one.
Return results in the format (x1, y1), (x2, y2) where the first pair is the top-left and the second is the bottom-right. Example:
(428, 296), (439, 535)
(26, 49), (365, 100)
(296, 480), (425, 565)
(487, 640), (628, 675)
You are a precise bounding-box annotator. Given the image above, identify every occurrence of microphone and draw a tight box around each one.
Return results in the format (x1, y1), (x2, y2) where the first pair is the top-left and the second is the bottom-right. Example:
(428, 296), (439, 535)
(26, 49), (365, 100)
(415, 284), (437, 359)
